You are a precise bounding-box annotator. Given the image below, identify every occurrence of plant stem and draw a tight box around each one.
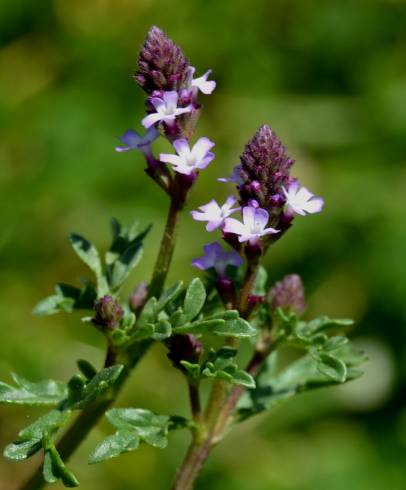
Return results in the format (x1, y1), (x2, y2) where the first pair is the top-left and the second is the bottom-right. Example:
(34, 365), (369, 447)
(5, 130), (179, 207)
(148, 196), (180, 299)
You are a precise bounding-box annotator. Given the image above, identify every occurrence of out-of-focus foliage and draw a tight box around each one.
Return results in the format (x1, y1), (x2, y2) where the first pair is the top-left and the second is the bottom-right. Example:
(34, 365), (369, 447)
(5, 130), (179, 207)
(0, 0), (405, 489)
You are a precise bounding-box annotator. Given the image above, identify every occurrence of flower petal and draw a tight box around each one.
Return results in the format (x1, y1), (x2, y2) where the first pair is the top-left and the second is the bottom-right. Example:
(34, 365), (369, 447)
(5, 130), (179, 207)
(303, 197), (324, 214)
(142, 112), (163, 128)
(160, 153), (184, 166)
(149, 97), (165, 112)
(192, 137), (215, 161)
(163, 91), (179, 110)
(173, 138), (190, 157)
(223, 217), (247, 236)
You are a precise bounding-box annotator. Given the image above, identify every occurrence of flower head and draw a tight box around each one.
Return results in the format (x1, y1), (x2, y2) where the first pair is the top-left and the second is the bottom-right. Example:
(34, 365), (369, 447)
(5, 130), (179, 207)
(268, 274), (306, 315)
(218, 164), (244, 185)
(282, 181), (324, 216)
(192, 242), (242, 275)
(239, 125), (295, 228)
(142, 91), (192, 129)
(134, 26), (190, 94)
(224, 206), (279, 244)
(191, 196), (240, 231)
(160, 137), (215, 175)
(115, 127), (159, 156)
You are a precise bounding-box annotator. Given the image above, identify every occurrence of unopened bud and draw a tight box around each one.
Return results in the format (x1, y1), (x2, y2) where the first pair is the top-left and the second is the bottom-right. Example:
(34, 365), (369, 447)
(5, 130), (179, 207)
(268, 274), (306, 315)
(92, 295), (124, 330)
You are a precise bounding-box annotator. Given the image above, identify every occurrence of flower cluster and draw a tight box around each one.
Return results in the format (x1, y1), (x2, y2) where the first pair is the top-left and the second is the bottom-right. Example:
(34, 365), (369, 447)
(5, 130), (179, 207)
(115, 26), (216, 199)
(191, 124), (324, 276)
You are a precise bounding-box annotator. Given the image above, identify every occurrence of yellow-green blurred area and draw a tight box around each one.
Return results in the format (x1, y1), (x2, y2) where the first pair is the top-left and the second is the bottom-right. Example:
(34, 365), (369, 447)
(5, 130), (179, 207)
(1, 0), (406, 488)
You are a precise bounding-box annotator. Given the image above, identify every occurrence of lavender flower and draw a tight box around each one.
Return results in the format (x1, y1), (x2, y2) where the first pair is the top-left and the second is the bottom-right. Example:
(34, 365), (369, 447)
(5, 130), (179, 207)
(142, 91), (192, 129)
(160, 137), (215, 175)
(218, 164), (244, 184)
(192, 242), (242, 275)
(238, 125), (295, 228)
(224, 206), (279, 244)
(186, 67), (216, 96)
(191, 196), (240, 231)
(268, 274), (306, 315)
(282, 181), (324, 216)
(134, 26), (190, 94)
(115, 127), (159, 159)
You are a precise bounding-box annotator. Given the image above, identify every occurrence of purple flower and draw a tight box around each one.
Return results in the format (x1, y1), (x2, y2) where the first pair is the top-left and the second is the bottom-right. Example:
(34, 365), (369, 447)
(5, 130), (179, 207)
(142, 91), (192, 129)
(218, 164), (244, 185)
(282, 181), (324, 216)
(115, 127), (159, 157)
(191, 196), (240, 231)
(268, 274), (306, 315)
(187, 66), (216, 96)
(192, 242), (243, 275)
(160, 137), (215, 175)
(224, 206), (279, 244)
(134, 26), (190, 94)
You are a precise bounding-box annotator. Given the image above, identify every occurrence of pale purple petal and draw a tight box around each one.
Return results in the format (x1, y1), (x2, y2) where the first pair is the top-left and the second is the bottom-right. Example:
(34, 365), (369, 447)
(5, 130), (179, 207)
(223, 217), (247, 235)
(224, 195), (237, 208)
(119, 129), (141, 147)
(149, 97), (165, 112)
(242, 206), (257, 228)
(252, 208), (270, 229)
(303, 197), (324, 214)
(296, 186), (314, 203)
(192, 137), (215, 161)
(262, 227), (280, 235)
(196, 152), (215, 170)
(163, 90), (179, 109)
(160, 153), (184, 166)
(174, 106), (193, 117)
(173, 138), (190, 157)
(192, 70), (216, 95)
(206, 220), (223, 232)
(142, 112), (163, 128)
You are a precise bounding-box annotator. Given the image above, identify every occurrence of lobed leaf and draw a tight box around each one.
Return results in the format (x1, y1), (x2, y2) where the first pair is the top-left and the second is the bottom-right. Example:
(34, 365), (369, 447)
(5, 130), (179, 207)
(0, 374), (67, 406)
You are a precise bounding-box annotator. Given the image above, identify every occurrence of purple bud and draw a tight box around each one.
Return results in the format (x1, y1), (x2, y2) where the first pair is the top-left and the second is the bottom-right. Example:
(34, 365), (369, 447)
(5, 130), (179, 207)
(134, 26), (190, 94)
(268, 274), (306, 315)
(129, 282), (148, 312)
(92, 295), (124, 330)
(167, 334), (203, 370)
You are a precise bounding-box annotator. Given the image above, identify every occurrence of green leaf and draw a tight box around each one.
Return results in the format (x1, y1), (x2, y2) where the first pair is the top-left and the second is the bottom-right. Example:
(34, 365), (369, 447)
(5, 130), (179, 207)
(88, 429), (140, 464)
(323, 336), (348, 351)
(153, 320), (172, 340)
(18, 410), (70, 441)
(72, 365), (124, 409)
(3, 440), (42, 461)
(107, 243), (143, 290)
(137, 297), (158, 328)
(316, 353), (347, 383)
(183, 278), (206, 321)
(33, 282), (97, 316)
(43, 444), (79, 487)
(301, 316), (353, 336)
(0, 374), (67, 406)
(76, 359), (98, 380)
(201, 348), (256, 388)
(157, 281), (183, 311)
(69, 233), (102, 279)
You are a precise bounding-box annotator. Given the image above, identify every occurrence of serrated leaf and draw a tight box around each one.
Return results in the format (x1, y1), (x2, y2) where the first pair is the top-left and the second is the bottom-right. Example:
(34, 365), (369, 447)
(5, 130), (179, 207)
(89, 429), (140, 464)
(212, 317), (256, 338)
(323, 336), (348, 351)
(303, 316), (353, 335)
(0, 374), (67, 406)
(183, 278), (206, 321)
(107, 243), (143, 290)
(33, 283), (97, 316)
(72, 365), (124, 409)
(3, 440), (42, 461)
(232, 370), (256, 388)
(69, 233), (102, 279)
(33, 293), (75, 316)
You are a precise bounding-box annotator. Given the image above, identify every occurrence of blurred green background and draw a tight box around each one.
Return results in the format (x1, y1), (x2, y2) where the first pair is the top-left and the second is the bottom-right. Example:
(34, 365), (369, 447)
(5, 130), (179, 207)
(1, 0), (406, 488)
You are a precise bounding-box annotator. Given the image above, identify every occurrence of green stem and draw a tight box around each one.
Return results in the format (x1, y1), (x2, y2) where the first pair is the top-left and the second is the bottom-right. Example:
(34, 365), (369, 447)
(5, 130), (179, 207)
(148, 196), (180, 299)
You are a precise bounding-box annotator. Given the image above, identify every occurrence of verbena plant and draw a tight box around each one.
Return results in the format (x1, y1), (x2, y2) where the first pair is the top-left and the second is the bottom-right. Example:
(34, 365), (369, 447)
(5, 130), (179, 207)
(1, 27), (366, 490)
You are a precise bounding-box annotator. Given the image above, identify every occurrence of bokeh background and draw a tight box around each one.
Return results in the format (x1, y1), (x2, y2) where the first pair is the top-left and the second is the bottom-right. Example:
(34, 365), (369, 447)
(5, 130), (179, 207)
(1, 0), (406, 488)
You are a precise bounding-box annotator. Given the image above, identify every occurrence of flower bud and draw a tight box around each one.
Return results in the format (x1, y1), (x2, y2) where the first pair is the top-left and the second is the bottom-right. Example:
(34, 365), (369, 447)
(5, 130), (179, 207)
(167, 334), (203, 370)
(129, 282), (148, 312)
(92, 295), (124, 330)
(268, 274), (306, 315)
(134, 26), (190, 94)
